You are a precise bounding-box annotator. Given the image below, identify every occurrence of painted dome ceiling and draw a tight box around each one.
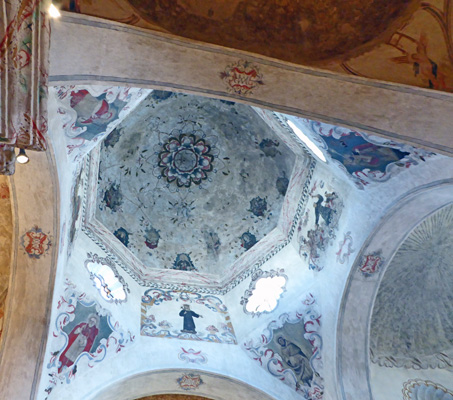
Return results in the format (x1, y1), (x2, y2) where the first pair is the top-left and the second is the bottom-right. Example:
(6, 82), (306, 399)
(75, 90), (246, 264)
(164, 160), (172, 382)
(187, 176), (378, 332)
(370, 203), (453, 369)
(84, 91), (309, 291)
(125, 0), (419, 65)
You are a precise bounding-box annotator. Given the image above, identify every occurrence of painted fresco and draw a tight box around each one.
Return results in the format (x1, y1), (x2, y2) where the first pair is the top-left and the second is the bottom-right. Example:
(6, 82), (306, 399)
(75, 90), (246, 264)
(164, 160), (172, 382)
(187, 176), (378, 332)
(63, 0), (453, 95)
(243, 293), (323, 399)
(141, 289), (237, 344)
(96, 92), (295, 276)
(52, 85), (149, 161)
(44, 280), (134, 398)
(62, 0), (419, 66)
(291, 117), (435, 189)
(297, 180), (343, 271)
(328, 0), (453, 93)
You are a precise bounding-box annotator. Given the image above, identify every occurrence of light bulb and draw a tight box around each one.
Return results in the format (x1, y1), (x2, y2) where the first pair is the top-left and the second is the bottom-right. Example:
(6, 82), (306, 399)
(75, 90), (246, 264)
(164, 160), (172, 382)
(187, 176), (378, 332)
(16, 148), (29, 164)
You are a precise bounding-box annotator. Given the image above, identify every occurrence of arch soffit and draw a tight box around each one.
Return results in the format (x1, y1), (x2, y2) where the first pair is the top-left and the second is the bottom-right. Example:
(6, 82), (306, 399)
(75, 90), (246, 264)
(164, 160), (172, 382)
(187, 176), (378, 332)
(0, 148), (59, 399)
(49, 13), (453, 157)
(90, 369), (275, 400)
(336, 179), (453, 400)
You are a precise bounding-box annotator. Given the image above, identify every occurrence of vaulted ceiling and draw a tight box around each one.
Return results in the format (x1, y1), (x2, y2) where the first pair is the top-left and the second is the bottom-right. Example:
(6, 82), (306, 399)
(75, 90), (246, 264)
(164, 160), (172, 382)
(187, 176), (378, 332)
(1, 1), (453, 400)
(92, 92), (296, 283)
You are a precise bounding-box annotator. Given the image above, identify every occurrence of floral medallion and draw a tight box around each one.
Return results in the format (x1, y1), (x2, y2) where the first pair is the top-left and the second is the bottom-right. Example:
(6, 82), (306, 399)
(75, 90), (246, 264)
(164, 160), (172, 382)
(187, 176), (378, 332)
(102, 182), (123, 212)
(21, 226), (52, 259)
(249, 196), (268, 217)
(358, 251), (383, 277)
(158, 134), (214, 188)
(177, 373), (204, 391)
(220, 60), (264, 96)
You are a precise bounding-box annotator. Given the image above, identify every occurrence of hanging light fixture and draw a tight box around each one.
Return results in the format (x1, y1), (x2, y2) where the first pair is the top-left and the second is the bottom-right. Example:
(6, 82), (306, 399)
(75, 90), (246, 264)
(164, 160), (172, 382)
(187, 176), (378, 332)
(16, 149), (30, 164)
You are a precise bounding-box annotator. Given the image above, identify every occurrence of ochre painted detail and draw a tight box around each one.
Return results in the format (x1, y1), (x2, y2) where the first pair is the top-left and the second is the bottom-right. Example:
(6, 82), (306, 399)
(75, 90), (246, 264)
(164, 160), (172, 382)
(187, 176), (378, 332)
(0, 177), (12, 343)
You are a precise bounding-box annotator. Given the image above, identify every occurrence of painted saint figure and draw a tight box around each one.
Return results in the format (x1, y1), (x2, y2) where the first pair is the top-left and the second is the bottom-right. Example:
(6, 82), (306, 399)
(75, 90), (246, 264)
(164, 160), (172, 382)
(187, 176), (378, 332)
(58, 314), (100, 373)
(179, 304), (202, 334)
(277, 336), (313, 387)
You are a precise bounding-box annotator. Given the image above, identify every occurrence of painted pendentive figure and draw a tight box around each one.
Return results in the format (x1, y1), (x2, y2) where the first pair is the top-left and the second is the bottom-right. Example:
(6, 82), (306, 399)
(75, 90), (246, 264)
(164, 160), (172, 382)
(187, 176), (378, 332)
(313, 194), (335, 226)
(179, 304), (203, 334)
(58, 314), (100, 373)
(277, 336), (313, 387)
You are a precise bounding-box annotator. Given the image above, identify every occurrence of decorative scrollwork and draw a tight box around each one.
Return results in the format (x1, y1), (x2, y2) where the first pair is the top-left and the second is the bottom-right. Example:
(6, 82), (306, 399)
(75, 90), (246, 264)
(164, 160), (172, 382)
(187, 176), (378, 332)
(84, 252), (130, 304)
(240, 268), (287, 317)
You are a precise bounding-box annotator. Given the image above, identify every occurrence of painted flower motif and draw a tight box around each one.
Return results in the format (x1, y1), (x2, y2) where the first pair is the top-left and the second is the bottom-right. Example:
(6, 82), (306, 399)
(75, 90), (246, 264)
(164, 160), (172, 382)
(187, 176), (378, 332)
(359, 252), (383, 277)
(249, 196), (268, 217)
(206, 325), (219, 333)
(259, 139), (280, 157)
(219, 60), (264, 96)
(114, 227), (130, 247)
(144, 226), (160, 249)
(276, 172), (289, 196)
(102, 183), (123, 212)
(151, 90), (174, 101)
(177, 373), (204, 391)
(21, 226), (52, 259)
(158, 320), (172, 329)
(172, 253), (197, 271)
(220, 323), (233, 334)
(146, 314), (156, 322)
(158, 134), (214, 188)
(241, 231), (257, 250)
(104, 128), (121, 149)
(144, 322), (157, 330)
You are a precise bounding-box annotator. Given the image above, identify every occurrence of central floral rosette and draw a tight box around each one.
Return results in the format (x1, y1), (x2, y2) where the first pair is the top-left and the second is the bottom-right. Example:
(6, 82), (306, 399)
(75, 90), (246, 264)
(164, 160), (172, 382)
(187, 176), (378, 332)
(158, 134), (214, 188)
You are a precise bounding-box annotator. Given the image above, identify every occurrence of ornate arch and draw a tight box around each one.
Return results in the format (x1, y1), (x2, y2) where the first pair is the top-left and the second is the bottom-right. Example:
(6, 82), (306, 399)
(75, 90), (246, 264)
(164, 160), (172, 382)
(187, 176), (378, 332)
(92, 369), (275, 400)
(336, 179), (453, 400)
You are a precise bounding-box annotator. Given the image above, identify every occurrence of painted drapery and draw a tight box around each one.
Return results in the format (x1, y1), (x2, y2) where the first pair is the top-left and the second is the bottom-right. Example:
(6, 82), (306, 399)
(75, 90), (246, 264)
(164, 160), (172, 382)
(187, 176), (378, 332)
(0, 0), (50, 174)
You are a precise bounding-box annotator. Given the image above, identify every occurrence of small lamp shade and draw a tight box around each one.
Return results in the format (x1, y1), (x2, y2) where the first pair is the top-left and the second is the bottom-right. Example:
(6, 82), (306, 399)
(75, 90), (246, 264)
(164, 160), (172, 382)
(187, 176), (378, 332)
(16, 148), (29, 164)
